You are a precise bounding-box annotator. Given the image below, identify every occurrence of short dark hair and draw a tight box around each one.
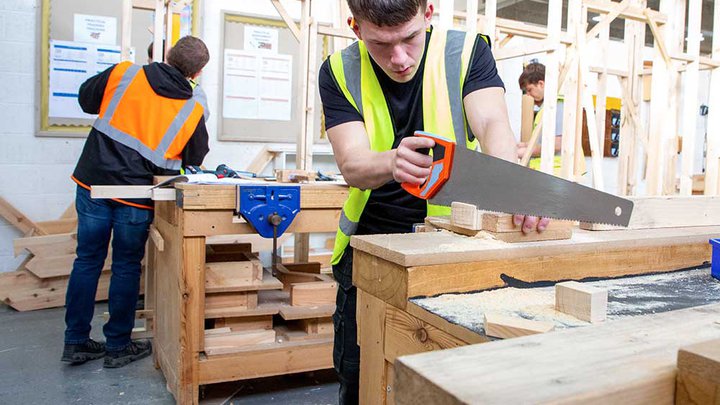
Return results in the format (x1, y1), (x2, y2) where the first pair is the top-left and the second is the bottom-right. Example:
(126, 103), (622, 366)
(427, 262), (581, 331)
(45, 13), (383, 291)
(518, 62), (545, 91)
(166, 36), (210, 78)
(147, 40), (166, 61)
(347, 0), (426, 27)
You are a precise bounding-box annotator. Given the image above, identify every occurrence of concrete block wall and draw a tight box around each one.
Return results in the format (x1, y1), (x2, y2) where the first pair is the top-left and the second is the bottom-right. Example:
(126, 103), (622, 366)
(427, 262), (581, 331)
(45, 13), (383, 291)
(0, 0), (87, 272)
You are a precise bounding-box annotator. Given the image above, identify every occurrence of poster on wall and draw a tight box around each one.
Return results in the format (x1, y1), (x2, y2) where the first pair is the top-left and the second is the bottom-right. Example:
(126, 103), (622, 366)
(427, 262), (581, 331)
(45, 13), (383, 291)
(73, 14), (117, 45)
(49, 40), (122, 119)
(243, 26), (279, 53)
(223, 49), (292, 121)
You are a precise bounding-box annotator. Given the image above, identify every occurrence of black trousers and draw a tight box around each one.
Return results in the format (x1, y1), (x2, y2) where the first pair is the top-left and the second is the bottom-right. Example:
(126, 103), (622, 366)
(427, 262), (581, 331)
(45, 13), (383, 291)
(332, 246), (359, 405)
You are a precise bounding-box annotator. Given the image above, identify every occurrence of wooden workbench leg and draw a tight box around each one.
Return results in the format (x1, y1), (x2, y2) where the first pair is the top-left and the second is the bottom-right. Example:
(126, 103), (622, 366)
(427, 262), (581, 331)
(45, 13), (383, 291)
(146, 240), (159, 369)
(178, 236), (205, 405)
(358, 289), (388, 404)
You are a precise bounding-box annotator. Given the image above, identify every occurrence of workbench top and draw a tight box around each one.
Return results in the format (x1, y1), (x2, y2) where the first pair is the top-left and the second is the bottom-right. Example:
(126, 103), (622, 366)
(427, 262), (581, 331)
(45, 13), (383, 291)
(350, 226), (720, 267)
(412, 267), (720, 336)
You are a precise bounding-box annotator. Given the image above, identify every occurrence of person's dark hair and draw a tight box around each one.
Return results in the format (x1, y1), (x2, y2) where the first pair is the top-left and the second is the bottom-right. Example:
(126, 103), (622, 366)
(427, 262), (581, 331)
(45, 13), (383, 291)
(166, 36), (210, 78)
(518, 62), (545, 91)
(347, 0), (427, 27)
(147, 40), (166, 61)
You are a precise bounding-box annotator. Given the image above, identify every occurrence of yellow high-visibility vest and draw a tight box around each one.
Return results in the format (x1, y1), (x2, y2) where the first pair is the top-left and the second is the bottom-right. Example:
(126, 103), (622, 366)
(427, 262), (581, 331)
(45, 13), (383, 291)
(328, 29), (488, 264)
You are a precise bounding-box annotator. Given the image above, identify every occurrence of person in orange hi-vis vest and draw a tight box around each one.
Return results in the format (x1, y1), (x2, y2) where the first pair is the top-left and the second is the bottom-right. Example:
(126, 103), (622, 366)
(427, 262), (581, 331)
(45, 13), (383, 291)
(62, 36), (210, 368)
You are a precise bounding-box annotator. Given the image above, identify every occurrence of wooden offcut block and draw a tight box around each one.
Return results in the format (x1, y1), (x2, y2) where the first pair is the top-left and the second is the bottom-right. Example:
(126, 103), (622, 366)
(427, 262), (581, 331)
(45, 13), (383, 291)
(204, 329), (277, 355)
(205, 258), (262, 290)
(290, 282), (336, 306)
(676, 338), (720, 405)
(214, 315), (274, 332)
(483, 313), (555, 339)
(451, 202), (483, 230)
(555, 281), (608, 323)
(205, 291), (258, 310)
(300, 317), (333, 335)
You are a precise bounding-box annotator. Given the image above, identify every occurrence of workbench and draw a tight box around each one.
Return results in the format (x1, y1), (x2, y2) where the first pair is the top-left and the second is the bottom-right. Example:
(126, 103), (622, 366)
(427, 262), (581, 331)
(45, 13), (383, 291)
(147, 182), (347, 404)
(350, 226), (720, 404)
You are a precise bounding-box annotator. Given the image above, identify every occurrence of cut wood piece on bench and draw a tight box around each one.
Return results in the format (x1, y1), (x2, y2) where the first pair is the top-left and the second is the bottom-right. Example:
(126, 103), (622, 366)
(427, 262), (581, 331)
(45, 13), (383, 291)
(290, 281), (337, 306)
(555, 281), (608, 323)
(676, 338), (720, 405)
(275, 169), (317, 183)
(426, 216), (573, 243)
(485, 227), (573, 243)
(580, 196), (720, 230)
(204, 329), (277, 355)
(0, 197), (47, 236)
(484, 313), (555, 339)
(451, 202), (483, 230)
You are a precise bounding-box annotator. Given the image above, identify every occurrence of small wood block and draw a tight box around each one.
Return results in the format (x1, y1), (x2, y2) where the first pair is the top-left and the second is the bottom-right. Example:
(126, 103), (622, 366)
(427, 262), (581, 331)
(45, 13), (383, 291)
(484, 313), (555, 339)
(206, 259), (262, 290)
(300, 317), (333, 335)
(555, 281), (608, 323)
(275, 169), (317, 183)
(205, 291), (258, 310)
(214, 315), (274, 331)
(676, 339), (720, 404)
(487, 227), (573, 243)
(204, 329), (277, 355)
(290, 281), (337, 306)
(283, 262), (322, 274)
(451, 202), (482, 230)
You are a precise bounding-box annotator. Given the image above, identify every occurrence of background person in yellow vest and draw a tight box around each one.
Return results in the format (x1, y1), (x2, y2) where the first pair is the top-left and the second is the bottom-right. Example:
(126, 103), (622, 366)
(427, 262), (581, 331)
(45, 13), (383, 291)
(516, 62), (563, 169)
(62, 36), (210, 368)
(319, 1), (550, 403)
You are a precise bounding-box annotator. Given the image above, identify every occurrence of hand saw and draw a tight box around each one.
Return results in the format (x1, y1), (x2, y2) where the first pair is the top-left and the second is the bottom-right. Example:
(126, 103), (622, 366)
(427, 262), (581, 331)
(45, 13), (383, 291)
(401, 131), (633, 226)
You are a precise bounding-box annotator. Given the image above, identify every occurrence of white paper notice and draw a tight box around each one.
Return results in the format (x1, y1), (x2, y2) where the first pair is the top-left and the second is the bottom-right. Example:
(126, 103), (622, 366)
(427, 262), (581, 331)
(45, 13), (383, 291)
(244, 26), (278, 53)
(49, 40), (122, 119)
(74, 14), (117, 45)
(223, 49), (292, 121)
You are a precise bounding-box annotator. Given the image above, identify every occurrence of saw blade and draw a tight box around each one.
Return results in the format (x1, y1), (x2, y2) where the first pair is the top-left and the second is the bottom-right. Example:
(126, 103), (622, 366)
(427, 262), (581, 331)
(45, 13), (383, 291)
(430, 147), (633, 226)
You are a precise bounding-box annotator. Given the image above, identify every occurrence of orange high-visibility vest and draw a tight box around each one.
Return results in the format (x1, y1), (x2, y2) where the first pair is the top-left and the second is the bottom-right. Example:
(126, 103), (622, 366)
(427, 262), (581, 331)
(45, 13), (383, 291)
(93, 61), (206, 170)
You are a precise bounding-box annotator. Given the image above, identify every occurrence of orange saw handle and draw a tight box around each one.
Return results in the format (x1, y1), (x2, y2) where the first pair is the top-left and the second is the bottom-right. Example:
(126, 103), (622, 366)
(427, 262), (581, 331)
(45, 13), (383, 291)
(401, 131), (456, 199)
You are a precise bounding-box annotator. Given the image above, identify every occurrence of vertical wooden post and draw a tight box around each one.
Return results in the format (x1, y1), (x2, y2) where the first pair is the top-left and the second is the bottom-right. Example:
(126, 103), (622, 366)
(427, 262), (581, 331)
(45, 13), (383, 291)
(152, 0), (165, 62)
(661, 0), (685, 195)
(561, 0), (581, 180)
(541, 0), (562, 174)
(164, 0), (174, 57)
(358, 290), (388, 405)
(706, 1), (720, 195)
(679, 0), (702, 195)
(484, 0), (497, 42)
(595, 14), (610, 158)
(438, 0), (454, 30)
(466, 0), (478, 33)
(121, 0), (132, 61)
(578, 8), (603, 190)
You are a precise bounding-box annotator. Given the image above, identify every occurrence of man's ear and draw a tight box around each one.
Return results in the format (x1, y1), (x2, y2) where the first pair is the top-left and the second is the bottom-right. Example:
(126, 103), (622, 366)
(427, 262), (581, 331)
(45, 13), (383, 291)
(348, 16), (361, 40)
(424, 3), (434, 25)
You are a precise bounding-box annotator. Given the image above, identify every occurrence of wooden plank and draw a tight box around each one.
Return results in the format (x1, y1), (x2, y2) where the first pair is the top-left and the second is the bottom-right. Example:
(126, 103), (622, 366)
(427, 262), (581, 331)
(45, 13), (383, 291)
(25, 253), (110, 279)
(580, 196), (720, 230)
(555, 281), (608, 323)
(540, 0), (562, 174)
(275, 325), (331, 342)
(205, 269), (282, 294)
(60, 202), (76, 219)
(676, 339), (720, 404)
(484, 312), (554, 339)
(275, 169), (317, 183)
(182, 209), (340, 237)
(584, 0), (667, 24)
(245, 145), (279, 174)
(13, 232), (76, 256)
(205, 259), (261, 288)
(290, 281), (337, 306)
(384, 304), (470, 364)
(358, 290), (388, 405)
(214, 315), (273, 332)
(520, 95), (534, 143)
(394, 304), (720, 404)
(0, 197), (47, 236)
(35, 219), (76, 234)
(204, 329), (277, 355)
(426, 216), (572, 243)
(300, 317), (333, 335)
(679, 0), (702, 195)
(205, 291), (257, 311)
(198, 339), (332, 384)
(4, 271), (111, 311)
(204, 289), (285, 319)
(278, 304), (335, 320)
(175, 183), (347, 210)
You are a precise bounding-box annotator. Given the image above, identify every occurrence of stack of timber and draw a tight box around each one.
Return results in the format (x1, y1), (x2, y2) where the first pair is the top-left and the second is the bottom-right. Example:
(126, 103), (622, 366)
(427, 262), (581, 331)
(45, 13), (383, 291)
(0, 198), (114, 311)
(202, 244), (337, 358)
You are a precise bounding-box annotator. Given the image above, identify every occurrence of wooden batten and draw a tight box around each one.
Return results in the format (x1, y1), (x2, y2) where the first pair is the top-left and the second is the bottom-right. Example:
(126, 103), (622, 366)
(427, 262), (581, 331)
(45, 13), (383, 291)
(676, 338), (720, 404)
(484, 313), (555, 339)
(555, 281), (608, 323)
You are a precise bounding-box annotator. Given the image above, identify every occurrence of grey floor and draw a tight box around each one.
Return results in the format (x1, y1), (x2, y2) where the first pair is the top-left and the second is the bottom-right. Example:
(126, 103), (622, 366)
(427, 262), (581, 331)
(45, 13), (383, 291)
(0, 303), (338, 405)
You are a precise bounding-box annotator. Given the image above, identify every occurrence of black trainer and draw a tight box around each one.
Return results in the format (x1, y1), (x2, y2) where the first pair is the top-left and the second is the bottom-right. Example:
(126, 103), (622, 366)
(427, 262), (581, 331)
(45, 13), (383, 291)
(61, 339), (106, 365)
(103, 340), (152, 368)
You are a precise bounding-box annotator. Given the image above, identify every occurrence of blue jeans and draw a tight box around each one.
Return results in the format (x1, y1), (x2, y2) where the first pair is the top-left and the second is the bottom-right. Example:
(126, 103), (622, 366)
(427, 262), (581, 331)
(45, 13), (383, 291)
(64, 186), (153, 351)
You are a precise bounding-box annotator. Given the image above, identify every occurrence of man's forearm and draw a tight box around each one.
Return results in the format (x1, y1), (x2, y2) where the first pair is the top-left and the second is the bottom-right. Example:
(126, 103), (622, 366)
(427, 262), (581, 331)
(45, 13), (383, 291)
(483, 122), (518, 162)
(338, 149), (395, 190)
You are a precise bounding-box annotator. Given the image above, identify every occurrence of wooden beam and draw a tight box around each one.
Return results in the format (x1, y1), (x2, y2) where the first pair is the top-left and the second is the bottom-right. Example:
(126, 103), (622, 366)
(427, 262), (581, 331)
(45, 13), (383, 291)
(555, 281), (608, 323)
(584, 0), (667, 24)
(483, 313), (554, 339)
(270, 0), (301, 42)
(676, 339), (720, 404)
(580, 196), (720, 230)
(540, 0), (562, 174)
(705, 0), (720, 195)
(394, 304), (720, 404)
(0, 197), (47, 236)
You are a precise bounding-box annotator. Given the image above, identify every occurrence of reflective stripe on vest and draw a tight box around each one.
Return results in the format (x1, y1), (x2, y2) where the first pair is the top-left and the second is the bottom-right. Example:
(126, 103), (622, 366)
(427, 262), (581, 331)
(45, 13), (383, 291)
(328, 29), (479, 265)
(92, 62), (204, 170)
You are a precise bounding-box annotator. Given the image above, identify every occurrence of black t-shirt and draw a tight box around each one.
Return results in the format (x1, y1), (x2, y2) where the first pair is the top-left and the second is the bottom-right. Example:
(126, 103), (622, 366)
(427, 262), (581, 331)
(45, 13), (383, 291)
(318, 29), (504, 235)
